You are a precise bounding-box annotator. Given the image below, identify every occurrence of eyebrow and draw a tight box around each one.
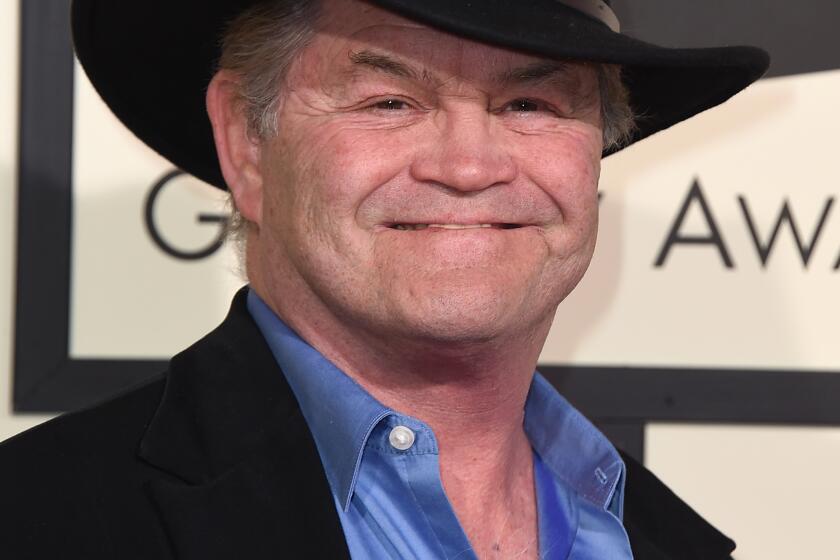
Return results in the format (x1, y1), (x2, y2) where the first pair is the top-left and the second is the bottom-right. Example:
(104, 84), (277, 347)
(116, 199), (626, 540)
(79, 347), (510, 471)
(347, 50), (581, 92)
(496, 60), (577, 88)
(348, 50), (433, 83)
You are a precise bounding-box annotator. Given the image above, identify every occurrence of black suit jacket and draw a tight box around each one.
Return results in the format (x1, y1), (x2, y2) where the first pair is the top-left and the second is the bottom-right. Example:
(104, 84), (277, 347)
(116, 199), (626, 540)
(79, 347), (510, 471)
(0, 291), (735, 559)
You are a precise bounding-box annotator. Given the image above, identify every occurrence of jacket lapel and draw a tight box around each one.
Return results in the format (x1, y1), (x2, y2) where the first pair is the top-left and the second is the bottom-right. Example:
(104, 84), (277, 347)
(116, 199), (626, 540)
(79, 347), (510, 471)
(138, 289), (350, 559)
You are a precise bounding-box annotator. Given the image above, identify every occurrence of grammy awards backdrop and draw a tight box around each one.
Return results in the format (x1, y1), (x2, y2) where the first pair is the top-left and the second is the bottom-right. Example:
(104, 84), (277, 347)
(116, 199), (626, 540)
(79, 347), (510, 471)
(2, 1), (839, 559)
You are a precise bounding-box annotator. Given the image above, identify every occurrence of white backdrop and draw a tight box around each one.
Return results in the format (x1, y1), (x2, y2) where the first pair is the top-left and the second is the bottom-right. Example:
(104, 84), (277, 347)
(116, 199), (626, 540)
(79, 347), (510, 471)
(551, 69), (840, 371)
(70, 59), (243, 359)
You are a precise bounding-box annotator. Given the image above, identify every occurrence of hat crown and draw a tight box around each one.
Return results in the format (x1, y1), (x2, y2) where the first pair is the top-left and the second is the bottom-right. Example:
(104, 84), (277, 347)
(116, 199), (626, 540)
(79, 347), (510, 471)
(558, 0), (620, 32)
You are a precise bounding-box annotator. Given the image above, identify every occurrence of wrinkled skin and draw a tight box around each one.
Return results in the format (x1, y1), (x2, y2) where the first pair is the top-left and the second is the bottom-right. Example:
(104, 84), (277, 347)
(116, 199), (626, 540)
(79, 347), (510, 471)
(222, 2), (603, 354)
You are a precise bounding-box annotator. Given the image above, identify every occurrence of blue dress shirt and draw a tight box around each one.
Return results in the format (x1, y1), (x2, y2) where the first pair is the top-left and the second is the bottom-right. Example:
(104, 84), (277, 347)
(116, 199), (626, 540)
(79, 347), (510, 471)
(247, 290), (633, 559)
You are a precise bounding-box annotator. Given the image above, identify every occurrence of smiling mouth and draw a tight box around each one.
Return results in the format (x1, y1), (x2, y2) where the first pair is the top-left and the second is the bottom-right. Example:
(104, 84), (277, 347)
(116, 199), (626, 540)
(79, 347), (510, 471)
(388, 223), (524, 231)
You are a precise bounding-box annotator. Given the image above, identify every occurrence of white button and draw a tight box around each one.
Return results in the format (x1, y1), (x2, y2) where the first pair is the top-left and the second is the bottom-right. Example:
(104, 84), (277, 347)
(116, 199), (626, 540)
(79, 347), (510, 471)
(389, 425), (416, 451)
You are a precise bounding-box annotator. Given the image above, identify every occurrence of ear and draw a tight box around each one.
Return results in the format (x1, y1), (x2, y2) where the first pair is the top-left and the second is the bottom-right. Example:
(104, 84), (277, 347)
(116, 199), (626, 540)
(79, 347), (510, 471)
(206, 70), (263, 226)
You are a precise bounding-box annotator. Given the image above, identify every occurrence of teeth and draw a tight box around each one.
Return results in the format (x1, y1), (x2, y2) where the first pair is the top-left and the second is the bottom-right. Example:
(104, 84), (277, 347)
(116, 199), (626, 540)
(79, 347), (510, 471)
(430, 224), (493, 230)
(392, 223), (496, 230)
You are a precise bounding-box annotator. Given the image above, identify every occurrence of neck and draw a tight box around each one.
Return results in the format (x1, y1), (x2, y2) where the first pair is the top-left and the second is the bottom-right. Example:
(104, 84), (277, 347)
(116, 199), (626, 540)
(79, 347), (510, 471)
(251, 280), (550, 450)
(250, 268), (549, 559)
(251, 267), (555, 460)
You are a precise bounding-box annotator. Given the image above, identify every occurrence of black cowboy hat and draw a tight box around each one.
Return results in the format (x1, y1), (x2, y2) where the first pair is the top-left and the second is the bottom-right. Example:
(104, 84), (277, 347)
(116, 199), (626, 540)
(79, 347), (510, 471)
(72, 0), (769, 190)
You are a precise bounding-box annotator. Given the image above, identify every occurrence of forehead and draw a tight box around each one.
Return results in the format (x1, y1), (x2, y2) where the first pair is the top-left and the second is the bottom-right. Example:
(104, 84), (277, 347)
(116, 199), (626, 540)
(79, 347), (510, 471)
(311, 0), (593, 84)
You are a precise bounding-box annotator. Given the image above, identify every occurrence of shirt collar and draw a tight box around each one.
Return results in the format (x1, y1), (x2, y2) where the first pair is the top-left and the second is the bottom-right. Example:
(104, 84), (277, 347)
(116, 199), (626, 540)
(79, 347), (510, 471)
(525, 375), (625, 514)
(247, 288), (624, 514)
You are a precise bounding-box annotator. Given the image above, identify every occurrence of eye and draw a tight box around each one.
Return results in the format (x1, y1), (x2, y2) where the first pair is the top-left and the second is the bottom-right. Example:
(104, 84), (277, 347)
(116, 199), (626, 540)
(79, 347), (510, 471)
(371, 98), (410, 111)
(507, 98), (542, 112)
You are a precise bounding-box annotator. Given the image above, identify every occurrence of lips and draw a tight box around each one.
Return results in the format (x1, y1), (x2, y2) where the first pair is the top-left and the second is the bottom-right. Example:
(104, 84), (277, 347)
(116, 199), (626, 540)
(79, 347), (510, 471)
(388, 223), (524, 231)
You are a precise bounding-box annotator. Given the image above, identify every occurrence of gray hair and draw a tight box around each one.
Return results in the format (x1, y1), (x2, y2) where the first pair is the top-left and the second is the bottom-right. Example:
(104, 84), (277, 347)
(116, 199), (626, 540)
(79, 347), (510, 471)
(216, 0), (321, 266)
(598, 64), (636, 152)
(218, 0), (321, 138)
(217, 0), (637, 267)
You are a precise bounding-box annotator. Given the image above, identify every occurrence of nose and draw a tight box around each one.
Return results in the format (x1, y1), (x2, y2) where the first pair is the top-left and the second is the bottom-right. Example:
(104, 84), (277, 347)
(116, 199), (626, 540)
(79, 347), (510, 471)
(409, 107), (517, 192)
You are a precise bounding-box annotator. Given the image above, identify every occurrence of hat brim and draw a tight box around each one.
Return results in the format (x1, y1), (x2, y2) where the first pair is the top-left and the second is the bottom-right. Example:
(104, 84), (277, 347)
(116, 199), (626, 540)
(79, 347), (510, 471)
(72, 0), (769, 190)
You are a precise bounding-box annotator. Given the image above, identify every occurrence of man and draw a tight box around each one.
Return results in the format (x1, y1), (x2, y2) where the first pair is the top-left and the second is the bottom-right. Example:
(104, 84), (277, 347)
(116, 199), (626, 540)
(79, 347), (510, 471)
(1, 0), (767, 558)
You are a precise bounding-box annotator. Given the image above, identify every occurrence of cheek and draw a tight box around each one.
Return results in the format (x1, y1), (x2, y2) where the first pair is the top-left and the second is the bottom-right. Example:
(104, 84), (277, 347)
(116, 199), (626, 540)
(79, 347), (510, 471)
(258, 123), (423, 289)
(282, 125), (415, 230)
(519, 130), (602, 228)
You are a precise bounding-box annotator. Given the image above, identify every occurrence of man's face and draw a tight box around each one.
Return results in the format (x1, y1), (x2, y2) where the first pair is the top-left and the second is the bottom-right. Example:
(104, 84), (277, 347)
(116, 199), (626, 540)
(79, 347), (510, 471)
(252, 0), (604, 345)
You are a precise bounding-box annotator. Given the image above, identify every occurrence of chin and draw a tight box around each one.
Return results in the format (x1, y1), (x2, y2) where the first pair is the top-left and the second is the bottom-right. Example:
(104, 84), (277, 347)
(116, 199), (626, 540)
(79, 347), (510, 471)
(389, 281), (540, 345)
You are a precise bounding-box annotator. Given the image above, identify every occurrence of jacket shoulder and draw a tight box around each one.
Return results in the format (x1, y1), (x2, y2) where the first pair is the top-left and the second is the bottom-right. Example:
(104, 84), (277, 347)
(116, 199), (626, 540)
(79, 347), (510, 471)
(621, 451), (735, 560)
(0, 376), (173, 558)
(1, 374), (166, 453)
